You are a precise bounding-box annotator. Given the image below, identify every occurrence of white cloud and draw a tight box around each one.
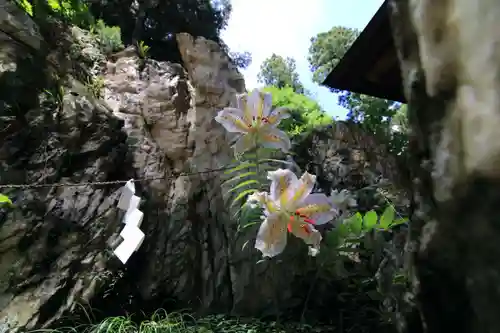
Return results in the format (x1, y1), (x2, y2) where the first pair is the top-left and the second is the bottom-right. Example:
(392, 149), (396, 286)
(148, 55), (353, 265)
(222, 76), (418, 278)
(221, 0), (323, 89)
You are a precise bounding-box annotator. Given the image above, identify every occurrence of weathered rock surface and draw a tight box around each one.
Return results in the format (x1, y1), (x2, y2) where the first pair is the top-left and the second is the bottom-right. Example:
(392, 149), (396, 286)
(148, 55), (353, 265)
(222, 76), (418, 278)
(0, 2), (245, 329)
(0, 2), (405, 332)
(388, 0), (500, 332)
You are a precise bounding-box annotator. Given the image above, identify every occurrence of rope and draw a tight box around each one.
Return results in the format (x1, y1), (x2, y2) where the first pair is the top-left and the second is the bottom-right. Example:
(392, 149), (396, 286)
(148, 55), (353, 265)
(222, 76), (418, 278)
(0, 165), (235, 189)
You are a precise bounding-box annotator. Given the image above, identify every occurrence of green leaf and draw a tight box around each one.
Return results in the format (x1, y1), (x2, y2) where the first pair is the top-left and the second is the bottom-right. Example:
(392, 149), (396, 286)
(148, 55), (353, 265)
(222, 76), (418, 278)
(223, 171), (257, 185)
(390, 217), (408, 228)
(226, 180), (259, 194)
(363, 210), (378, 230)
(393, 273), (408, 284)
(238, 221), (261, 230)
(231, 189), (258, 207)
(0, 194), (12, 206)
(260, 158), (293, 165)
(325, 229), (341, 247)
(242, 240), (250, 251)
(224, 161), (257, 174)
(337, 246), (362, 253)
(379, 205), (395, 230)
(346, 212), (363, 235)
(336, 223), (350, 238)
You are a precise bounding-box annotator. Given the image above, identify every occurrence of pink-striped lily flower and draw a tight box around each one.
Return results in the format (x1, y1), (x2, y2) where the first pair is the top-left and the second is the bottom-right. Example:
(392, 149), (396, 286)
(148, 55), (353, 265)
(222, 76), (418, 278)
(215, 89), (291, 156)
(247, 169), (339, 258)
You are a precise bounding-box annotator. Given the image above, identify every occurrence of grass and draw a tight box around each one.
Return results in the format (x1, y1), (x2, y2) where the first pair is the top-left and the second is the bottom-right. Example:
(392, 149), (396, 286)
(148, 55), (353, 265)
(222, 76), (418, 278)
(27, 309), (335, 333)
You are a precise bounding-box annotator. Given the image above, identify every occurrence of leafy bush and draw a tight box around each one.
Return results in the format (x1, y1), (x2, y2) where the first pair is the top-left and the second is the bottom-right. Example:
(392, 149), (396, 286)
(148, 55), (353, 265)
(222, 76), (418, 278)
(15, 0), (94, 28)
(261, 86), (334, 137)
(91, 19), (124, 55)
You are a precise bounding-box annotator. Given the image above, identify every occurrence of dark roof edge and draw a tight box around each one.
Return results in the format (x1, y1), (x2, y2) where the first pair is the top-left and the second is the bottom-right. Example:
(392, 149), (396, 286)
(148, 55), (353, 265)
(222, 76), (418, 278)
(322, 1), (389, 88)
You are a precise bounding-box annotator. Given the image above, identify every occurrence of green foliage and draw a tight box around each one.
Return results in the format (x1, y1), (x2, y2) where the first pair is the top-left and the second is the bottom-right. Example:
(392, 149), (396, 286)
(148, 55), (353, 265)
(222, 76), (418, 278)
(308, 26), (360, 85)
(222, 148), (291, 227)
(307, 25), (409, 155)
(28, 310), (332, 333)
(15, 0), (33, 15)
(323, 206), (407, 255)
(339, 93), (409, 154)
(137, 40), (151, 59)
(91, 19), (124, 55)
(228, 50), (252, 69)
(258, 54), (304, 94)
(16, 0), (95, 28)
(261, 86), (333, 137)
(389, 104), (410, 154)
(48, 0), (95, 28)
(0, 194), (12, 207)
(88, 0), (242, 64)
(85, 76), (105, 99)
(43, 85), (66, 110)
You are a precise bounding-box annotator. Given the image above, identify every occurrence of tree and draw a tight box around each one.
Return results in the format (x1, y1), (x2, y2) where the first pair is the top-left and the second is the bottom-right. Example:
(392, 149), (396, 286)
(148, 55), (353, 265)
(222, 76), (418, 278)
(308, 26), (359, 85)
(261, 86), (333, 137)
(388, 1), (500, 332)
(88, 0), (250, 68)
(307, 26), (407, 155)
(228, 50), (252, 69)
(258, 54), (304, 94)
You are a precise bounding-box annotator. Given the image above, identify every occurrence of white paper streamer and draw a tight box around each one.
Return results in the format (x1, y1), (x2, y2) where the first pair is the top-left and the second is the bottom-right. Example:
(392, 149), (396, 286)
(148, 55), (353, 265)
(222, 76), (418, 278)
(123, 208), (143, 228)
(113, 179), (146, 264)
(117, 180), (135, 210)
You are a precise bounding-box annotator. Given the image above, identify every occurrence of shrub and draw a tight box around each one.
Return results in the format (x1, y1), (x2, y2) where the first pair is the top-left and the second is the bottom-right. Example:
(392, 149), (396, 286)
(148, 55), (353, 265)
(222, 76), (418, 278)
(92, 19), (124, 55)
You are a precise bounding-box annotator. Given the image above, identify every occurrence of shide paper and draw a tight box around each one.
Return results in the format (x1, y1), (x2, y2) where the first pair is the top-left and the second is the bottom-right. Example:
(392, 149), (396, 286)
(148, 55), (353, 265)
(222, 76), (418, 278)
(114, 179), (146, 264)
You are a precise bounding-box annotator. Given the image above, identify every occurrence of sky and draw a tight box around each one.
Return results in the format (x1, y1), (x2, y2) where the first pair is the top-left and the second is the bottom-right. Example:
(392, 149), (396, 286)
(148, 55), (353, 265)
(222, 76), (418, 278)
(221, 0), (384, 119)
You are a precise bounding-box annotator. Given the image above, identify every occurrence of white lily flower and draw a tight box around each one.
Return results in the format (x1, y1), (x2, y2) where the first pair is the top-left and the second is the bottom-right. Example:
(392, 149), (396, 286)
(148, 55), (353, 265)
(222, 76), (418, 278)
(214, 89), (291, 155)
(252, 169), (338, 258)
(330, 189), (357, 212)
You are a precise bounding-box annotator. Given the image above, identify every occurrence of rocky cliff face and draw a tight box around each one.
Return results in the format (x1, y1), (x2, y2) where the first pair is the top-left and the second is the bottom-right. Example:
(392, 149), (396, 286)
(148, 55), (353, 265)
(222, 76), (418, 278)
(0, 2), (403, 331)
(0, 2), (243, 329)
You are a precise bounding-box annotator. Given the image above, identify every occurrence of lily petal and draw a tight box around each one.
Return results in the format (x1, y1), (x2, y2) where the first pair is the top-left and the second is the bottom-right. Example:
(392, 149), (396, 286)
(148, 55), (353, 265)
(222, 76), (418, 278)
(215, 108), (251, 133)
(248, 89), (272, 121)
(288, 220), (322, 247)
(266, 107), (290, 126)
(233, 133), (256, 156)
(287, 171), (316, 207)
(259, 126), (291, 152)
(261, 92), (273, 118)
(296, 193), (338, 225)
(267, 168), (298, 202)
(255, 213), (288, 258)
(236, 93), (253, 124)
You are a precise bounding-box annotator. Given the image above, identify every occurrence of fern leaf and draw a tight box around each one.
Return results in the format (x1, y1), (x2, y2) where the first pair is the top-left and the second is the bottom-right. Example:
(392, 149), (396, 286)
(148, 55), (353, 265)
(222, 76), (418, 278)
(231, 188), (258, 207)
(237, 221), (261, 233)
(227, 179), (260, 194)
(260, 158), (293, 165)
(223, 171), (258, 185)
(224, 161), (258, 174)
